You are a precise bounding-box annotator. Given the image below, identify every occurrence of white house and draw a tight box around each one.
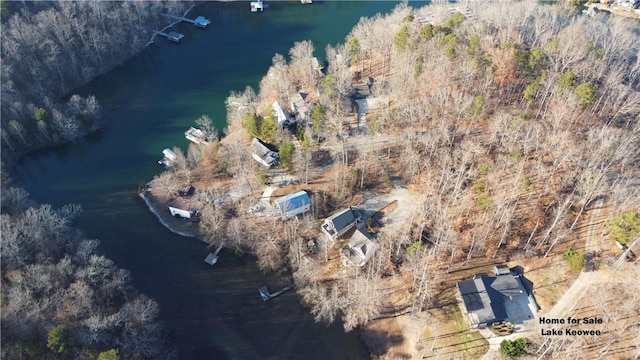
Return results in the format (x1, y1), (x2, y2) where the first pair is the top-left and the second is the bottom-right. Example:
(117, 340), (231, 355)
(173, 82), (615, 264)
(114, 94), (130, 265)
(251, 138), (278, 167)
(272, 101), (290, 126)
(275, 191), (311, 219)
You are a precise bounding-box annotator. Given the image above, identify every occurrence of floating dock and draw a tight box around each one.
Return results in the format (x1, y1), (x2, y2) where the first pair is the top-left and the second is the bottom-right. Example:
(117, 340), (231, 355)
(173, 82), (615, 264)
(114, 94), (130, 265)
(204, 243), (224, 266)
(185, 127), (210, 144)
(154, 31), (185, 43)
(158, 148), (177, 165)
(162, 13), (211, 28)
(258, 284), (294, 301)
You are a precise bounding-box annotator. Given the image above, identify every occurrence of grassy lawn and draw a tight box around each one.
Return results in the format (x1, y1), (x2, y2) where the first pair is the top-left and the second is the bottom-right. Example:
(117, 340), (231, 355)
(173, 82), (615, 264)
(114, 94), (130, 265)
(419, 305), (489, 359)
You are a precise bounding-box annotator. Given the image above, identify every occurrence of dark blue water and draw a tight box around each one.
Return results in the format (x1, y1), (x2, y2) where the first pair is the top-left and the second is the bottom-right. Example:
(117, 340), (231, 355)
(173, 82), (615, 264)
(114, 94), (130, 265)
(14, 2), (414, 358)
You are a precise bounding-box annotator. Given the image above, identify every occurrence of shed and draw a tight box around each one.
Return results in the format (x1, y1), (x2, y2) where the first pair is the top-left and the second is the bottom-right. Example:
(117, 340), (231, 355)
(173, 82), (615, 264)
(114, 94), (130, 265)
(251, 138), (278, 167)
(275, 191), (311, 218)
(322, 207), (362, 239)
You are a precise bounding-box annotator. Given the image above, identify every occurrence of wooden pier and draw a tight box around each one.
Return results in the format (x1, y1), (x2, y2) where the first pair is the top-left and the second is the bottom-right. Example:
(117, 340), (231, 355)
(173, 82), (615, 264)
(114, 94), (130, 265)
(162, 13), (211, 28)
(258, 284), (294, 301)
(153, 31), (184, 43)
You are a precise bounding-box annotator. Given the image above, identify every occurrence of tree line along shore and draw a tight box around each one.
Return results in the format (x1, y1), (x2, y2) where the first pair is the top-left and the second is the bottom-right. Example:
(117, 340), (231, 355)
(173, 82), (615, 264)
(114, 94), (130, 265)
(147, 1), (639, 358)
(2, 0), (640, 359)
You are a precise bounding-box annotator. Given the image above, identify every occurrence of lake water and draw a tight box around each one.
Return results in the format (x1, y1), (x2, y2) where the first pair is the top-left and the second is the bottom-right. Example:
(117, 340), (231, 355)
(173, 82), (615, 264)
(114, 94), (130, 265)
(13, 2), (411, 358)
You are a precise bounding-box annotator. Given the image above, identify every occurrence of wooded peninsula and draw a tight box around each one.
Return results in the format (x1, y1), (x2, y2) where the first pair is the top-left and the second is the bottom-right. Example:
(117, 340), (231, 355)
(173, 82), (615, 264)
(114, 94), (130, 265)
(2, 0), (640, 359)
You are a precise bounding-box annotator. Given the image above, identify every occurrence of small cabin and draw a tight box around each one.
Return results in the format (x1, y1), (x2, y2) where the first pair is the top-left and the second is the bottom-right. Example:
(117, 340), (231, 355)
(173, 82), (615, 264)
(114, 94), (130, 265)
(275, 191), (311, 219)
(251, 138), (278, 167)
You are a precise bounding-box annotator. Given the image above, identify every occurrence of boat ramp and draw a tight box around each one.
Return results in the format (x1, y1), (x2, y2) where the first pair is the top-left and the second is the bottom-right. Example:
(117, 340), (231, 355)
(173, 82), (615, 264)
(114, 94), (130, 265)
(259, 284), (294, 301)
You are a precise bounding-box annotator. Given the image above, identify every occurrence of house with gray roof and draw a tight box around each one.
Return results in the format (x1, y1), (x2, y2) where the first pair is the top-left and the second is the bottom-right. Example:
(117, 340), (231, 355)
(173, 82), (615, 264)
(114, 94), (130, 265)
(322, 207), (362, 240)
(456, 268), (538, 329)
(251, 138), (278, 167)
(341, 229), (379, 267)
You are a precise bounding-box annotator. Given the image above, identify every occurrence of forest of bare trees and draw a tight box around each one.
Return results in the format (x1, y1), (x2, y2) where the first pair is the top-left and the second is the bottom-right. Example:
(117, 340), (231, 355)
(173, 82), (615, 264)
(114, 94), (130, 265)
(0, 185), (174, 359)
(164, 1), (640, 346)
(0, 0), (189, 166)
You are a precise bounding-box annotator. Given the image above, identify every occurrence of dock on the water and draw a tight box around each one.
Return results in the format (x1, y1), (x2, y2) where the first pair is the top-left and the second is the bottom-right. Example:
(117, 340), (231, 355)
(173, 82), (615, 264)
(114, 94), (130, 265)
(162, 13), (211, 28)
(258, 284), (294, 301)
(204, 243), (224, 266)
(251, 1), (267, 12)
(185, 127), (210, 144)
(154, 31), (185, 43)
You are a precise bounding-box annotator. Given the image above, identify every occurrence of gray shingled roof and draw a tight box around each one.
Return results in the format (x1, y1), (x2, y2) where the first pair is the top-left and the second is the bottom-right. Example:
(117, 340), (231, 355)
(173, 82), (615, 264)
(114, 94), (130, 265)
(457, 273), (524, 326)
(327, 208), (357, 233)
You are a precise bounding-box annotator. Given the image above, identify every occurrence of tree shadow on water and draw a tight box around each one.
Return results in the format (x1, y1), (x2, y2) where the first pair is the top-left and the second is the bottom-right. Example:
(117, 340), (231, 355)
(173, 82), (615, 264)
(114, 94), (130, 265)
(360, 328), (405, 357)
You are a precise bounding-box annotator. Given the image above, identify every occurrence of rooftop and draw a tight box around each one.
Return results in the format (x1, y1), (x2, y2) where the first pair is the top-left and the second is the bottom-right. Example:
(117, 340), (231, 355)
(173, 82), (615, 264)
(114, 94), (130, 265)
(457, 272), (535, 327)
(275, 191), (311, 212)
(326, 207), (361, 233)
